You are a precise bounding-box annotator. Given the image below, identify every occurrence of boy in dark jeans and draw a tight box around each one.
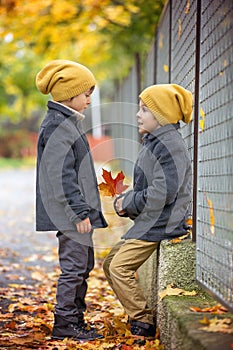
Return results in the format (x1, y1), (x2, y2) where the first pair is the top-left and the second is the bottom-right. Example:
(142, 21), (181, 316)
(103, 84), (193, 337)
(36, 60), (107, 340)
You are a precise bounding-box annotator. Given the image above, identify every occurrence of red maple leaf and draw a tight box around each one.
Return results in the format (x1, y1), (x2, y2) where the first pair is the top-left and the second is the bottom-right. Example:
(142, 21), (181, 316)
(98, 169), (129, 197)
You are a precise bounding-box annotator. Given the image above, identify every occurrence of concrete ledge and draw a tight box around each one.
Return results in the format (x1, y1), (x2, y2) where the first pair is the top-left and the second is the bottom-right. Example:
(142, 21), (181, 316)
(138, 247), (158, 314)
(138, 239), (200, 313)
(138, 239), (233, 349)
(158, 239), (199, 291)
(159, 294), (233, 350)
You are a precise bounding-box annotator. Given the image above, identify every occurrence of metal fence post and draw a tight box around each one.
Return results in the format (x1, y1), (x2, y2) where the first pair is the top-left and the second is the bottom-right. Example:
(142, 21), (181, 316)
(192, 0), (202, 242)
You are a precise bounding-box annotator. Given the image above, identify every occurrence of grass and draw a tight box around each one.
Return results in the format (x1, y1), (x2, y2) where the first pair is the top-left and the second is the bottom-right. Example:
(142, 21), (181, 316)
(0, 157), (36, 168)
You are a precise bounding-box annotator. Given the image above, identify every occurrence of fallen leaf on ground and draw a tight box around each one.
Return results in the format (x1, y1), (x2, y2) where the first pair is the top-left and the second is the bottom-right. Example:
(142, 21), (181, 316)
(0, 251), (164, 350)
(200, 317), (233, 334)
(159, 283), (197, 300)
(170, 232), (191, 244)
(190, 304), (228, 314)
(199, 316), (211, 325)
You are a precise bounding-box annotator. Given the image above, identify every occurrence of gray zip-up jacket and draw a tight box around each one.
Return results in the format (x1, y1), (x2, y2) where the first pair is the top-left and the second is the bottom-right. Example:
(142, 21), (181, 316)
(120, 124), (192, 241)
(36, 101), (107, 232)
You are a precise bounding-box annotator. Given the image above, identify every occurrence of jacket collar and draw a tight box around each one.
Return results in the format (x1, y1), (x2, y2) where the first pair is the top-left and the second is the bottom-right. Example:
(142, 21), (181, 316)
(143, 123), (180, 143)
(47, 100), (85, 121)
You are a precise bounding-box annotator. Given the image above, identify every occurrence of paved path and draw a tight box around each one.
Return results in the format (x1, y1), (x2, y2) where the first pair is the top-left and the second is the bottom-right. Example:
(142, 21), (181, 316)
(0, 167), (128, 279)
(0, 168), (57, 259)
(0, 168), (58, 289)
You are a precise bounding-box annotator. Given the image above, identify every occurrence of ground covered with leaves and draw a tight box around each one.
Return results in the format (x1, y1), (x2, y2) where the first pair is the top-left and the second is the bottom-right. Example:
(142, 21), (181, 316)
(1, 169), (232, 349)
(0, 168), (163, 349)
(0, 246), (164, 350)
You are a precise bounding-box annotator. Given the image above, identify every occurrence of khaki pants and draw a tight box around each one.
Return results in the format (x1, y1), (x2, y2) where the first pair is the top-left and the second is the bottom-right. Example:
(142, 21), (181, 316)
(103, 239), (159, 325)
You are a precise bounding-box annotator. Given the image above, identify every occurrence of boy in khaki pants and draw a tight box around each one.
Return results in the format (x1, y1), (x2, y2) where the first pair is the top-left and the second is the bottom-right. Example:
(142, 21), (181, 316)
(103, 84), (193, 337)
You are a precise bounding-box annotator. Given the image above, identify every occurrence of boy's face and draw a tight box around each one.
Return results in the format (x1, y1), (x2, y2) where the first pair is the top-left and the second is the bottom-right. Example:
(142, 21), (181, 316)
(137, 100), (161, 134)
(63, 88), (93, 113)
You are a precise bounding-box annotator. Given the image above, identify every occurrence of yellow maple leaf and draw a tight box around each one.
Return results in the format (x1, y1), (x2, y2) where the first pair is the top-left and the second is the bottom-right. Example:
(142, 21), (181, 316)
(204, 193), (215, 235)
(199, 119), (205, 132)
(200, 317), (233, 334)
(178, 18), (182, 41)
(199, 107), (206, 132)
(31, 271), (46, 281)
(159, 33), (164, 48)
(185, 0), (191, 14)
(199, 316), (211, 325)
(200, 107), (205, 118)
(159, 283), (197, 300)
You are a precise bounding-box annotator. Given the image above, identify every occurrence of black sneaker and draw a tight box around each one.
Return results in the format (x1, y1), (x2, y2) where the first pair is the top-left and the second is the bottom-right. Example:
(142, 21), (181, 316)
(75, 314), (98, 333)
(130, 320), (156, 337)
(52, 314), (103, 341)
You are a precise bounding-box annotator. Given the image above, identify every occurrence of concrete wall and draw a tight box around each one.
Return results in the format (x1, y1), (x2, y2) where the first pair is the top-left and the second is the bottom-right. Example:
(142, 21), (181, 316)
(138, 239), (201, 348)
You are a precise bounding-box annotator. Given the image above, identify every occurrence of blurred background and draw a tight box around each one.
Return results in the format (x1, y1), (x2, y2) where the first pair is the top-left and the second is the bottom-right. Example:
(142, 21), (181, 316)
(0, 0), (164, 171)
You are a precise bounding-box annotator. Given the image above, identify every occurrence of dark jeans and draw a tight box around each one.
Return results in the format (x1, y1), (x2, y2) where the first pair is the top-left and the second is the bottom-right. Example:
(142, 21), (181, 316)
(55, 231), (94, 322)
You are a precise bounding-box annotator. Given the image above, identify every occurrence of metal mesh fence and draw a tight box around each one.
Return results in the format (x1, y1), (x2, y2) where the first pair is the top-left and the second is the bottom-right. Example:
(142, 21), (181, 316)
(155, 1), (170, 85)
(196, 0), (233, 310)
(110, 66), (139, 177)
(171, 0), (196, 92)
(170, 0), (196, 158)
(145, 41), (155, 86)
(111, 0), (233, 310)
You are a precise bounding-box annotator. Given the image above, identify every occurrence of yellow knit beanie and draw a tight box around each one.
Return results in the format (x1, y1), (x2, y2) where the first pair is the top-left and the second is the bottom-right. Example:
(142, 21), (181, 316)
(36, 60), (96, 101)
(139, 84), (193, 125)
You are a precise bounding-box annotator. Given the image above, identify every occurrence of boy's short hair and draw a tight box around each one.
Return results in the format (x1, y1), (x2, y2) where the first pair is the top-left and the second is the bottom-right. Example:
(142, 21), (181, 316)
(36, 60), (96, 101)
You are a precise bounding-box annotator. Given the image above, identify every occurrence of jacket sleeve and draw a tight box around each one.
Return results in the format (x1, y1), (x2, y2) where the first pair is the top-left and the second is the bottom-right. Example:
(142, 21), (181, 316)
(40, 116), (90, 224)
(122, 145), (181, 220)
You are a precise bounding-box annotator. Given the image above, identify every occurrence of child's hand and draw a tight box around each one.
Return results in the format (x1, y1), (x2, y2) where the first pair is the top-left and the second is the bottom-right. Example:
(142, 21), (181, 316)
(114, 197), (126, 216)
(76, 218), (92, 234)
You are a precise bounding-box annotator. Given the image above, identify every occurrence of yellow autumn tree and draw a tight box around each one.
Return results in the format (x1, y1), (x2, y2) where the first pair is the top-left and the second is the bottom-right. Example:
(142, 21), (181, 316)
(0, 0), (164, 121)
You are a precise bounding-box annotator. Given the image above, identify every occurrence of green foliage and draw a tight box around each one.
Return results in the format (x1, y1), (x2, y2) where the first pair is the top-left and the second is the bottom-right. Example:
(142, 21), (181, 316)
(0, 157), (35, 168)
(0, 0), (164, 123)
(100, 0), (163, 55)
(0, 43), (47, 122)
